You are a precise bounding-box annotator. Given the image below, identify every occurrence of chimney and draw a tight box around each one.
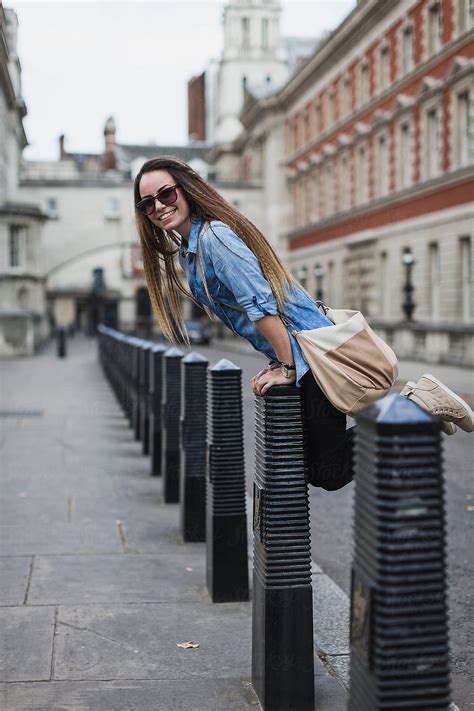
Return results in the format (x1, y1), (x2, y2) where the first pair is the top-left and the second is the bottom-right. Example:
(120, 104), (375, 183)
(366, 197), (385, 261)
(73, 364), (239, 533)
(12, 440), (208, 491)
(59, 134), (66, 159)
(101, 117), (117, 171)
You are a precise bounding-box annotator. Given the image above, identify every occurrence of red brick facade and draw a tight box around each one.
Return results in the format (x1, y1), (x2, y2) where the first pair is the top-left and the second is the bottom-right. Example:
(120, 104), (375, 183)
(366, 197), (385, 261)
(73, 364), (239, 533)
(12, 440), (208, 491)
(284, 0), (473, 249)
(188, 73), (206, 142)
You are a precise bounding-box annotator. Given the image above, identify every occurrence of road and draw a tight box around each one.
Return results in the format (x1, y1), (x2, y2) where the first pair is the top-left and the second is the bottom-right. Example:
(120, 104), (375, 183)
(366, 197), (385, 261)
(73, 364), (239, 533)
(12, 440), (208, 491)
(193, 339), (473, 708)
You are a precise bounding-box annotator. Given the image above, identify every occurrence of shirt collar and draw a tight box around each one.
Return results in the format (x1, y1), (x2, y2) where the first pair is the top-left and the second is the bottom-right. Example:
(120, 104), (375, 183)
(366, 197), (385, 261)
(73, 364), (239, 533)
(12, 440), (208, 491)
(184, 218), (201, 255)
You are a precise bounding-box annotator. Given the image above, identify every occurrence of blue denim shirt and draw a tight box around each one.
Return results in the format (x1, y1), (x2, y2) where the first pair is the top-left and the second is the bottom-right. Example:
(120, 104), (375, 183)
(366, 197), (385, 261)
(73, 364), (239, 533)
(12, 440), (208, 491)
(178, 219), (332, 387)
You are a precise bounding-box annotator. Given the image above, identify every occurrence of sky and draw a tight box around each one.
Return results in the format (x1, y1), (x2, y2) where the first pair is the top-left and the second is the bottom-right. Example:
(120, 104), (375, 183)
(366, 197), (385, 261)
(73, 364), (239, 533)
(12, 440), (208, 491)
(8, 0), (357, 160)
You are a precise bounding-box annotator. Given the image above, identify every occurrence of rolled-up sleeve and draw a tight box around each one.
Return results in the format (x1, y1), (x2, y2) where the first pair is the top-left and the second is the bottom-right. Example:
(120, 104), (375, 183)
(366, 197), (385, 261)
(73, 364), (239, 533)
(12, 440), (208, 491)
(201, 223), (279, 322)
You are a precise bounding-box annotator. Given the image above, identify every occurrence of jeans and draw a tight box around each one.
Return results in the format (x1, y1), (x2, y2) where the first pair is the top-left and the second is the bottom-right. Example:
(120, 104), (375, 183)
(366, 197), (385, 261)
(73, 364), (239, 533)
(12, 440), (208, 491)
(299, 370), (356, 491)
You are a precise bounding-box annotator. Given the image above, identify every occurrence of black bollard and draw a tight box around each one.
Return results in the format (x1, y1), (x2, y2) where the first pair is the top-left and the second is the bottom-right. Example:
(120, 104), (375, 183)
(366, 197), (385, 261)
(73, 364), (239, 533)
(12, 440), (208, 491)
(162, 347), (184, 503)
(349, 393), (451, 710)
(131, 337), (143, 441)
(149, 343), (167, 477)
(252, 385), (314, 711)
(206, 359), (249, 603)
(180, 352), (209, 542)
(56, 326), (67, 358)
(139, 341), (152, 455)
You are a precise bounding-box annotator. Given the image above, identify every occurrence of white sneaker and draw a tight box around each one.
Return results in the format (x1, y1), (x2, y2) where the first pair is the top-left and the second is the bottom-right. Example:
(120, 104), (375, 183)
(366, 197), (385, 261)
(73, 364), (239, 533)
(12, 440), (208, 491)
(401, 375), (474, 434)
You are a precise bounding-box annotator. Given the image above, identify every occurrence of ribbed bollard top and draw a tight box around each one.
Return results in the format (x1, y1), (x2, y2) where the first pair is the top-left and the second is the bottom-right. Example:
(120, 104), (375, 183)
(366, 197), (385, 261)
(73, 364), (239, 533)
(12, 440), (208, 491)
(349, 393), (450, 711)
(253, 385), (312, 589)
(181, 352), (209, 442)
(208, 359), (245, 515)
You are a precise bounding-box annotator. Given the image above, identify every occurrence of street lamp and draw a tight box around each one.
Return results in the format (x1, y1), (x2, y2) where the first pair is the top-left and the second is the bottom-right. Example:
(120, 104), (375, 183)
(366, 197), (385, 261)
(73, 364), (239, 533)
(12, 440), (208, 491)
(313, 263), (325, 303)
(401, 250), (416, 321)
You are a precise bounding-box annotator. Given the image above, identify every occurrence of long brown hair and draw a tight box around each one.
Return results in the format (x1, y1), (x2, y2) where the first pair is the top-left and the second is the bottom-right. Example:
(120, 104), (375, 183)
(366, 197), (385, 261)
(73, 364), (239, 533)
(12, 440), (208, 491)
(134, 156), (296, 344)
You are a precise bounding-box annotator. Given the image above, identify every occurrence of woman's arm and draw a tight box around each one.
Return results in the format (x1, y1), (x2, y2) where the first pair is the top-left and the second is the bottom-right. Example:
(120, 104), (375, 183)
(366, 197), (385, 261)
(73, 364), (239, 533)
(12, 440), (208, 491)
(254, 314), (294, 366)
(251, 314), (296, 396)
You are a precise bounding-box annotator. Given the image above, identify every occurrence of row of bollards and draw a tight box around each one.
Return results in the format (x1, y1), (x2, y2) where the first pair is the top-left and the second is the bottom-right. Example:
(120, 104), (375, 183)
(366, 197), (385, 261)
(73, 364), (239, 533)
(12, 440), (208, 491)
(97, 325), (451, 711)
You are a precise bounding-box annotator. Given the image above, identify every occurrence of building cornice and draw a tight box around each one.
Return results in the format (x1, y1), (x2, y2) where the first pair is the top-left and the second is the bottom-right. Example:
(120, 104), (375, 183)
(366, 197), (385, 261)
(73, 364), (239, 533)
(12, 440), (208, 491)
(285, 33), (474, 167)
(286, 166), (474, 244)
(278, 0), (397, 107)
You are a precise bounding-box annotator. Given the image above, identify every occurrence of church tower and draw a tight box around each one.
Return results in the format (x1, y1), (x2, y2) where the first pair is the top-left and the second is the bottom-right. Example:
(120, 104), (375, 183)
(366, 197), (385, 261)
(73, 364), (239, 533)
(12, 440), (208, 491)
(215, 0), (288, 143)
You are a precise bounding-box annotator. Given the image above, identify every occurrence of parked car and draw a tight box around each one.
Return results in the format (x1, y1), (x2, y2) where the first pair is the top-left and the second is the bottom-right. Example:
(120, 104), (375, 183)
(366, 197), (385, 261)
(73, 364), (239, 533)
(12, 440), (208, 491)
(185, 320), (212, 345)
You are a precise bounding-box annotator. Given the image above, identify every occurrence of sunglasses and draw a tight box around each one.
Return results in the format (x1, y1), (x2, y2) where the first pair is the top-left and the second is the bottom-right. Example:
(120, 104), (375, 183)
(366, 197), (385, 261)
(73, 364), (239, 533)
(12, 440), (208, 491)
(136, 184), (179, 216)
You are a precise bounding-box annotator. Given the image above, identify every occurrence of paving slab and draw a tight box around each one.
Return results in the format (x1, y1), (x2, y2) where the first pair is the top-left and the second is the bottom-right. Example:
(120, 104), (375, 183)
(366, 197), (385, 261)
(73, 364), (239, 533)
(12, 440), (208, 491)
(0, 557), (31, 605)
(1, 679), (260, 710)
(324, 654), (350, 689)
(29, 553), (207, 605)
(312, 573), (350, 655)
(53, 602), (252, 681)
(0, 606), (55, 682)
(0, 522), (122, 556)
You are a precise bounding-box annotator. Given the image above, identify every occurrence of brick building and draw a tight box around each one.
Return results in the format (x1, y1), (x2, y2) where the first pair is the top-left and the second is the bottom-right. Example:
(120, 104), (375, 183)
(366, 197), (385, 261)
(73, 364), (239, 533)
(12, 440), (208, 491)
(231, 0), (473, 365)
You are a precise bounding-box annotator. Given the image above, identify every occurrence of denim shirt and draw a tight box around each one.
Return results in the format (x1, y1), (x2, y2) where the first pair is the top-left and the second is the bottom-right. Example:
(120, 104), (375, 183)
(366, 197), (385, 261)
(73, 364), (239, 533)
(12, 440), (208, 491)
(178, 219), (332, 387)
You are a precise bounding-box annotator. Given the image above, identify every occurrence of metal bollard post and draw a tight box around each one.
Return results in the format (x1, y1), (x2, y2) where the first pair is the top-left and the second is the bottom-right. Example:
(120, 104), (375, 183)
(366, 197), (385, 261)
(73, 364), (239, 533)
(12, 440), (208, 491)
(131, 338), (143, 441)
(139, 341), (152, 455)
(180, 352), (208, 542)
(56, 326), (67, 358)
(349, 393), (451, 710)
(162, 347), (184, 503)
(206, 359), (249, 603)
(252, 385), (314, 711)
(149, 343), (167, 477)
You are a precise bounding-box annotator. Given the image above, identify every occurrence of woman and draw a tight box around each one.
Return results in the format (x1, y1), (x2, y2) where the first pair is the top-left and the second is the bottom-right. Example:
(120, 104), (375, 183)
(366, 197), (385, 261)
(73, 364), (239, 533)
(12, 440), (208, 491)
(134, 156), (473, 491)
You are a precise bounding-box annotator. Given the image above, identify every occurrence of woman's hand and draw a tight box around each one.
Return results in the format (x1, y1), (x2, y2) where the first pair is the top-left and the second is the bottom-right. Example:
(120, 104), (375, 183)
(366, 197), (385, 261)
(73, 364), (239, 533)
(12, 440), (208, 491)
(250, 366), (296, 397)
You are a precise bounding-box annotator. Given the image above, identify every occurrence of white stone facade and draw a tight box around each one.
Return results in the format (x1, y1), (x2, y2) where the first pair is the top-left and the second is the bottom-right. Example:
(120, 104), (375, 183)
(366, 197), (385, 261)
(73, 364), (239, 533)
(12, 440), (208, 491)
(0, 6), (48, 357)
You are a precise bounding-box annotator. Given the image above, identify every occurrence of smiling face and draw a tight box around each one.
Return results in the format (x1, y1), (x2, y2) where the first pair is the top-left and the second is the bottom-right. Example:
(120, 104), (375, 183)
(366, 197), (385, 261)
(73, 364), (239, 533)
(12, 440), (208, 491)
(138, 169), (192, 238)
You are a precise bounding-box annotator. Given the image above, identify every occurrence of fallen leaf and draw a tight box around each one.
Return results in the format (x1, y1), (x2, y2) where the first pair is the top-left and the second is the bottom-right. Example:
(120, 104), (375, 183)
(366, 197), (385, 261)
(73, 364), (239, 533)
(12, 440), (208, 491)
(466, 495), (473, 500)
(177, 641), (199, 649)
(185, 567), (193, 572)
(467, 506), (474, 512)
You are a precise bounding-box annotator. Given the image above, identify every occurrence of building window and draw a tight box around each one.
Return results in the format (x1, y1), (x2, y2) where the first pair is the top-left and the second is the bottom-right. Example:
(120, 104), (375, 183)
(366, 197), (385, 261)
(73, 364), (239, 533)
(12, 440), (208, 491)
(377, 134), (389, 197)
(327, 91), (335, 125)
(456, 91), (471, 167)
(427, 2), (441, 55)
(105, 197), (121, 220)
(359, 62), (369, 105)
(241, 17), (250, 50)
(343, 76), (352, 116)
(428, 242), (440, 320)
(380, 251), (390, 318)
(304, 104), (311, 142)
(356, 145), (368, 204)
(401, 26), (414, 74)
(312, 169), (320, 222)
(340, 153), (350, 210)
(399, 122), (412, 188)
(314, 102), (321, 136)
(298, 265), (308, 290)
(326, 160), (335, 215)
(46, 197), (58, 217)
(426, 107), (440, 178)
(460, 236), (473, 321)
(379, 45), (390, 92)
(262, 18), (268, 50)
(8, 225), (25, 268)
(458, 0), (473, 33)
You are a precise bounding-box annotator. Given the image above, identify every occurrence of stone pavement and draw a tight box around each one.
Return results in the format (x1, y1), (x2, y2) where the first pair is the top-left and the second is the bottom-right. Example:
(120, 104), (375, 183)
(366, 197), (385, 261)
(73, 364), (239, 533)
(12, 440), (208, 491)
(0, 336), (348, 711)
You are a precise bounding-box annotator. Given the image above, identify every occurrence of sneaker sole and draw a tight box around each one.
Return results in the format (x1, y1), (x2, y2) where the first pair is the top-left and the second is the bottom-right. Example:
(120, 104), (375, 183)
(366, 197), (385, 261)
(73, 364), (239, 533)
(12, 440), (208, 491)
(421, 373), (474, 432)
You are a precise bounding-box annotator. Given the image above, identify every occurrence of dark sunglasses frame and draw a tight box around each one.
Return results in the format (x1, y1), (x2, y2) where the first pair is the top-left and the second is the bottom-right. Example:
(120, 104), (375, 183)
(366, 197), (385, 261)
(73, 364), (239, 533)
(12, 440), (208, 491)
(136, 184), (179, 216)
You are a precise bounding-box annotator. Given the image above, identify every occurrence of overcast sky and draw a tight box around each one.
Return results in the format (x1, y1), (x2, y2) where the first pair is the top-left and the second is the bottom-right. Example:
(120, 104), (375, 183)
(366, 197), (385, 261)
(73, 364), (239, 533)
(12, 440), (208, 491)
(8, 0), (356, 160)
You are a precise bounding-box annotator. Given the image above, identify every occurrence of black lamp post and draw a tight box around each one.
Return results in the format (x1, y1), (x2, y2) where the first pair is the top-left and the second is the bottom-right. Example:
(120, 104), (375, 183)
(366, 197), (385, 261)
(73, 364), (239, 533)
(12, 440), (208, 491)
(401, 251), (416, 321)
(313, 263), (325, 303)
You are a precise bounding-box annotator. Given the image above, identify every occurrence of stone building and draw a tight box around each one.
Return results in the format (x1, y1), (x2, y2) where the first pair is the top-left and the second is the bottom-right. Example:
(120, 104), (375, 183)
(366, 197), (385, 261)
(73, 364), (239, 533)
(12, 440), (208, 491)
(220, 0), (474, 365)
(0, 5), (47, 356)
(19, 121), (213, 336)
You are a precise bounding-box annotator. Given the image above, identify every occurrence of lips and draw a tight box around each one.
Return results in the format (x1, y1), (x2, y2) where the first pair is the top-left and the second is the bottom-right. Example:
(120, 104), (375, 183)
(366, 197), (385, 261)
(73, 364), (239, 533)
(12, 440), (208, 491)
(159, 208), (177, 224)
